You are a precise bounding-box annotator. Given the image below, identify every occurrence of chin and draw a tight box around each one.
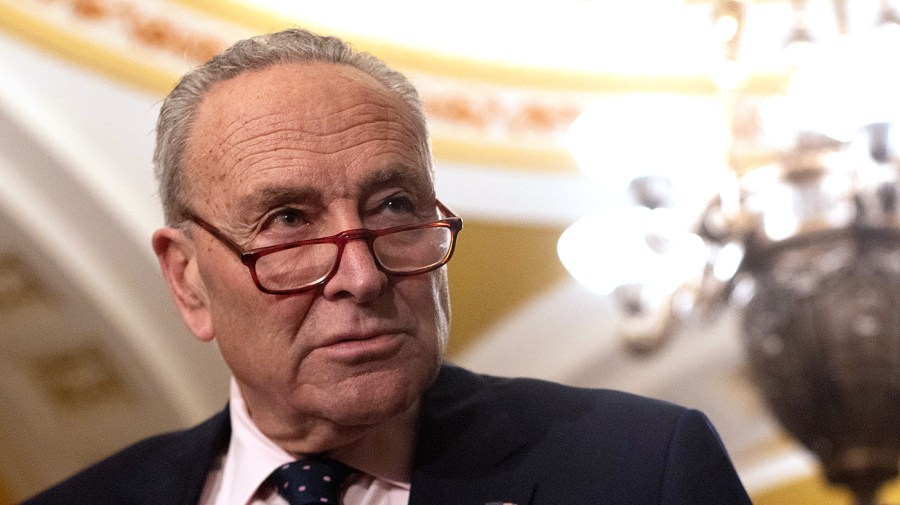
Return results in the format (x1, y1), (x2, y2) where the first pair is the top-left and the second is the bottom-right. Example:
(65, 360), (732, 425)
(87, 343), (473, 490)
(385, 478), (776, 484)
(319, 366), (427, 426)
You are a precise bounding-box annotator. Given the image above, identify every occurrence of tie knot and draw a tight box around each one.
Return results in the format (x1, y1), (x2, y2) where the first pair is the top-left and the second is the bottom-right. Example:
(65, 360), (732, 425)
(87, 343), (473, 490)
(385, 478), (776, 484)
(269, 457), (354, 505)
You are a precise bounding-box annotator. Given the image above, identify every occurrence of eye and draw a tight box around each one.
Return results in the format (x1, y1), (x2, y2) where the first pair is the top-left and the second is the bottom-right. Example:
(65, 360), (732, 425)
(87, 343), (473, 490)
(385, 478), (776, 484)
(365, 195), (422, 229)
(254, 207), (315, 246)
(269, 208), (307, 228)
(383, 196), (416, 214)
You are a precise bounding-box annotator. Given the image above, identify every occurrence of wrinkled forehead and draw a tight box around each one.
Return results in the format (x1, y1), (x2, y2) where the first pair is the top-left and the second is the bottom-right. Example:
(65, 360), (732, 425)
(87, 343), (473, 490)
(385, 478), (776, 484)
(182, 62), (432, 211)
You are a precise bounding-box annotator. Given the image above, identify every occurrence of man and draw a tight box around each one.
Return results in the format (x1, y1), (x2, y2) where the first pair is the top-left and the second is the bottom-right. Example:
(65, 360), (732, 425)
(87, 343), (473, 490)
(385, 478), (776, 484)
(23, 29), (752, 505)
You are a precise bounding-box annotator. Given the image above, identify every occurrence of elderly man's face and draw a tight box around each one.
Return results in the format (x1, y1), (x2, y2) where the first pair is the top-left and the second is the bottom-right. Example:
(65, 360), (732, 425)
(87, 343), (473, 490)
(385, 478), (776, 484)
(161, 62), (449, 448)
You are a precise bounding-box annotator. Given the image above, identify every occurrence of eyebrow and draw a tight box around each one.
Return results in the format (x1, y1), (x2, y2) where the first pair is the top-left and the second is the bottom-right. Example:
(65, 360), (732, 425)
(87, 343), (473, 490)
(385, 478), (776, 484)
(235, 164), (434, 216)
(238, 186), (322, 216)
(359, 164), (434, 197)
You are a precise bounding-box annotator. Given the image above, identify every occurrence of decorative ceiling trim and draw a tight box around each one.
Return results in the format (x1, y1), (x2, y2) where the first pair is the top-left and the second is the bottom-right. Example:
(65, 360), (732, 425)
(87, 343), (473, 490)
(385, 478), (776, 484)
(172, 0), (789, 95)
(430, 131), (577, 173)
(0, 254), (48, 312)
(0, 0), (234, 94)
(0, 0), (789, 175)
(27, 343), (134, 411)
(754, 474), (900, 504)
(0, 0), (584, 171)
(0, 59), (231, 424)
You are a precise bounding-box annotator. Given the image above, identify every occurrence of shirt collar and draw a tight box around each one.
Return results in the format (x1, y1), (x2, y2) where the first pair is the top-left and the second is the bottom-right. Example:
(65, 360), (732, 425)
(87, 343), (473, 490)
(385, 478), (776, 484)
(221, 377), (296, 505)
(220, 376), (415, 504)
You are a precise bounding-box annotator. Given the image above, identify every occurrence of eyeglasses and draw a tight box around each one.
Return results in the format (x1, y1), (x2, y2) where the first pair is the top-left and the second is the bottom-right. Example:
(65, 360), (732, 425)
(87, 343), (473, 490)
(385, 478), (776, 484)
(185, 200), (462, 295)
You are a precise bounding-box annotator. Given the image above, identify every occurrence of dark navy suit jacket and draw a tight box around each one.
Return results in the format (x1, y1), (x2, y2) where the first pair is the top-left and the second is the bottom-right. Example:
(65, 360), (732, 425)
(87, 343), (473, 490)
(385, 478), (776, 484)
(23, 365), (752, 504)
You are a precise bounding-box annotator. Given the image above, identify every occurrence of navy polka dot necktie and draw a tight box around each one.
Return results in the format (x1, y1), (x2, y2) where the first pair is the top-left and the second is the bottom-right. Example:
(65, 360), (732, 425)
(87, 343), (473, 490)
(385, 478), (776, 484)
(269, 457), (354, 505)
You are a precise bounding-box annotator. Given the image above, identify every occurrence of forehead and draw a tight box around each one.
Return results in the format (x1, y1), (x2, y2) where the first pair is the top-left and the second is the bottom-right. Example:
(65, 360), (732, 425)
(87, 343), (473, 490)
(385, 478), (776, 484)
(183, 61), (431, 214)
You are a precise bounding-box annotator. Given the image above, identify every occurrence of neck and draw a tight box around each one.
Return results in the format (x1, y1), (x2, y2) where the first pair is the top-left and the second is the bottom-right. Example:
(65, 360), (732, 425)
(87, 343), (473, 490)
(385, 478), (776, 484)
(238, 382), (419, 483)
(326, 402), (418, 483)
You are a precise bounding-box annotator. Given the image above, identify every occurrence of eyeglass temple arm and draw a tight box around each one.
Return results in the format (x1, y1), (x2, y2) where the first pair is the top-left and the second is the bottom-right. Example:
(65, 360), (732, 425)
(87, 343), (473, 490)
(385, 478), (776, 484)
(186, 214), (248, 258)
(436, 200), (461, 222)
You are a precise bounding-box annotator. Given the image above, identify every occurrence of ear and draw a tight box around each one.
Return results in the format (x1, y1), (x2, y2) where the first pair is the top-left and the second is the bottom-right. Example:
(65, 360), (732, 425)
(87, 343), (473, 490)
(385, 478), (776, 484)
(152, 227), (215, 342)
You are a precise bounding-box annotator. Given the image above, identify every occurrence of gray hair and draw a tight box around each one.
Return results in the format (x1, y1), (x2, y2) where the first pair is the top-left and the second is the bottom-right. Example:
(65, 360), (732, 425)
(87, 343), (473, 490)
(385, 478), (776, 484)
(153, 28), (430, 225)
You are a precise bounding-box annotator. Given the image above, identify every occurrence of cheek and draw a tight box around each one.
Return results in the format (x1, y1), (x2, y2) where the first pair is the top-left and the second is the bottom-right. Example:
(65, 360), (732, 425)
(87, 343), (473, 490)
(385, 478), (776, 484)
(402, 269), (451, 354)
(200, 254), (316, 353)
(432, 269), (452, 352)
(212, 293), (317, 385)
(219, 292), (315, 338)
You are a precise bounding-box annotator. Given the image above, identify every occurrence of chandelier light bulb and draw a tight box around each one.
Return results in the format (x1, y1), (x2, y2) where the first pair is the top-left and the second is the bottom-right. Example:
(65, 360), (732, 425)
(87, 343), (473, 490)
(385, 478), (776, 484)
(557, 207), (709, 296)
(564, 94), (729, 208)
(714, 14), (740, 43)
(786, 23), (900, 141)
(712, 241), (745, 282)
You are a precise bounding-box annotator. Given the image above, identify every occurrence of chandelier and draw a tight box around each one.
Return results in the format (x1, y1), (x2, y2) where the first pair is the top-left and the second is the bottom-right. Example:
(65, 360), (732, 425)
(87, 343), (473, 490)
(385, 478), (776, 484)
(558, 1), (900, 504)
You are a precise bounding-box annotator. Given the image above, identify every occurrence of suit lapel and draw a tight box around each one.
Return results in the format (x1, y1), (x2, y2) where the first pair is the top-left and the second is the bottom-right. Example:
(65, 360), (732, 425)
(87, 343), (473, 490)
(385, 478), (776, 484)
(172, 408), (231, 505)
(116, 406), (231, 505)
(105, 368), (539, 504)
(409, 366), (536, 505)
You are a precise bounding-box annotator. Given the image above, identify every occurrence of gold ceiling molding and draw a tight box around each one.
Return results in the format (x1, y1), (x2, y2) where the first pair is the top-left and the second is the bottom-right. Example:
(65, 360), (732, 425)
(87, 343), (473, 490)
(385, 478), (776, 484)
(754, 475), (899, 505)
(0, 0), (790, 173)
(172, 0), (783, 95)
(28, 343), (134, 411)
(0, 479), (11, 505)
(0, 0), (240, 93)
(0, 255), (48, 312)
(0, 0), (585, 171)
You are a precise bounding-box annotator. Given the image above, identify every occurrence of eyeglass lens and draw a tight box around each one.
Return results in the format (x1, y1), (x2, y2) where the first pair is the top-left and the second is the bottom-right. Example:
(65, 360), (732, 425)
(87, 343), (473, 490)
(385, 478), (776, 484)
(254, 226), (454, 291)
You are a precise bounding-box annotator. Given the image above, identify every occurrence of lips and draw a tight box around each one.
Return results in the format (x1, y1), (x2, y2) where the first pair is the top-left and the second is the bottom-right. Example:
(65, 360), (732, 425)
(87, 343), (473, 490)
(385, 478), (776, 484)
(317, 331), (406, 362)
(319, 328), (402, 347)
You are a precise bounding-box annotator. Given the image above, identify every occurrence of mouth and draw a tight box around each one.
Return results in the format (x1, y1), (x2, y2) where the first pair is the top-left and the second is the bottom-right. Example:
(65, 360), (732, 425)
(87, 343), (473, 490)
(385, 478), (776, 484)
(317, 332), (406, 363)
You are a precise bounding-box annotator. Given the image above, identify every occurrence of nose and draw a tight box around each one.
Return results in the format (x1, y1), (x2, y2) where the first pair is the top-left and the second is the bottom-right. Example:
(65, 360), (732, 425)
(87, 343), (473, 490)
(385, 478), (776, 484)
(321, 235), (387, 302)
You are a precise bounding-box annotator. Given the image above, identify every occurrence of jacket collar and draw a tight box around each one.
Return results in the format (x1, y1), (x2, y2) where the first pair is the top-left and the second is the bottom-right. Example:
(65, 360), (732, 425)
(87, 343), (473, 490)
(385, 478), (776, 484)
(111, 365), (537, 505)
(409, 365), (536, 505)
(117, 406), (231, 505)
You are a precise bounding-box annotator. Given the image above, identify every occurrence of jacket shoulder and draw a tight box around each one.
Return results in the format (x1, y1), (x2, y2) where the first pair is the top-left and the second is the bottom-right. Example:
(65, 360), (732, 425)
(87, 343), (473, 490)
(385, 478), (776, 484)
(423, 364), (696, 474)
(21, 407), (230, 505)
(421, 365), (751, 504)
(431, 363), (690, 425)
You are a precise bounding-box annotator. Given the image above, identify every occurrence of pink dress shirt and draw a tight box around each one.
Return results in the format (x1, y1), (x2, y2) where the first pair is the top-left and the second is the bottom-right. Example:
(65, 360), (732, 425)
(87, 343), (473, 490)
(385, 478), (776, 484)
(197, 379), (411, 505)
